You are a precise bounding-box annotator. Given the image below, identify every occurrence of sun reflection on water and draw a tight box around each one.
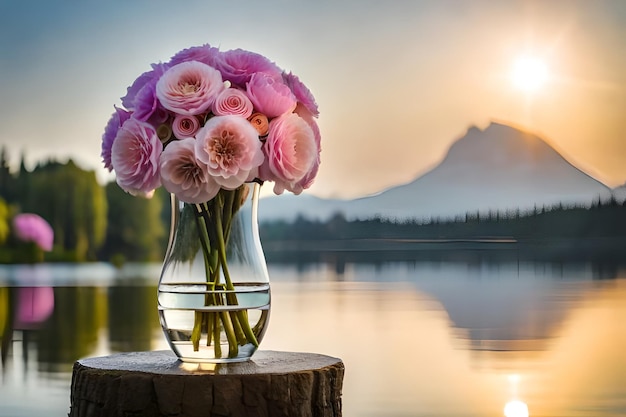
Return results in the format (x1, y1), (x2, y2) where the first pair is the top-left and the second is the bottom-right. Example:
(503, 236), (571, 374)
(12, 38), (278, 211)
(504, 374), (529, 417)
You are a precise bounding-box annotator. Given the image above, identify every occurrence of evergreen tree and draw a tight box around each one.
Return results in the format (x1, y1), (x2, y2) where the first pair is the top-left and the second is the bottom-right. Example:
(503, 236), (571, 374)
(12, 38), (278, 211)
(101, 183), (167, 262)
(0, 197), (9, 245)
(19, 160), (107, 261)
(0, 146), (16, 202)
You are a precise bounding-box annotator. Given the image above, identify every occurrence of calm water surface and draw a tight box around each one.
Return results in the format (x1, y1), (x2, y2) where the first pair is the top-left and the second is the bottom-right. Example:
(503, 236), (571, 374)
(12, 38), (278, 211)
(0, 259), (625, 417)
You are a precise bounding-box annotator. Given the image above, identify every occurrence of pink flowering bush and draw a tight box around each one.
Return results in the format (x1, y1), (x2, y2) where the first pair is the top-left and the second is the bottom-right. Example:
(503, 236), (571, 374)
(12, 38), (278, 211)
(102, 43), (321, 203)
(13, 214), (54, 252)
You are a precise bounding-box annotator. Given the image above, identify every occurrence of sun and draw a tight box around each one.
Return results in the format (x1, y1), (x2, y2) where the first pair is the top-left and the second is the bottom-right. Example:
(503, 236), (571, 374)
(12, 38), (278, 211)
(504, 400), (529, 417)
(511, 55), (549, 93)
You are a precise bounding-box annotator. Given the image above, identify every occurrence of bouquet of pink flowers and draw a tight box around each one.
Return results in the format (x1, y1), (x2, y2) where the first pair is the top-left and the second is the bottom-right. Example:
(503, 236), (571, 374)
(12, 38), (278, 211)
(102, 44), (320, 200)
(101, 44), (321, 359)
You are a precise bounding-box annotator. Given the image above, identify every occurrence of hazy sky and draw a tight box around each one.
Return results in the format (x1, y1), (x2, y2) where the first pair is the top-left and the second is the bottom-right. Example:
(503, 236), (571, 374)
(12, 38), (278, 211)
(1, 0), (624, 199)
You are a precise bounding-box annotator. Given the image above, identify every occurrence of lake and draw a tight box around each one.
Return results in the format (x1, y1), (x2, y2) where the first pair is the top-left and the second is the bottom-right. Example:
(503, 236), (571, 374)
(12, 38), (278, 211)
(1, 258), (625, 417)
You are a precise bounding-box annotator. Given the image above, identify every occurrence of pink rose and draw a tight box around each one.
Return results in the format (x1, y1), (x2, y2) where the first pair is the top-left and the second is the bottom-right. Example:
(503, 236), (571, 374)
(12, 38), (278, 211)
(261, 112), (318, 195)
(111, 118), (162, 197)
(160, 138), (220, 204)
(195, 115), (264, 189)
(172, 114), (200, 139)
(246, 72), (297, 118)
(156, 61), (224, 116)
(212, 88), (253, 118)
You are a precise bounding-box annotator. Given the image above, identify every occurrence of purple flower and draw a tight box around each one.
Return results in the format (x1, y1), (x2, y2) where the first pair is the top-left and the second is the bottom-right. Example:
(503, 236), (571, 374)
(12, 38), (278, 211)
(212, 88), (253, 118)
(156, 61), (225, 116)
(261, 112), (317, 195)
(132, 63), (168, 123)
(160, 138), (220, 204)
(101, 106), (131, 171)
(13, 213), (54, 251)
(111, 118), (162, 197)
(283, 72), (319, 117)
(215, 48), (282, 87)
(121, 63), (167, 111)
(246, 72), (297, 118)
(168, 44), (221, 67)
(195, 115), (264, 189)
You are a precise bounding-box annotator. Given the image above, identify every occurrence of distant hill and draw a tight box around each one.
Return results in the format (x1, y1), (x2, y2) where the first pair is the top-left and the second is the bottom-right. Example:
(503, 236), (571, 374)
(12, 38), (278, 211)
(260, 122), (612, 222)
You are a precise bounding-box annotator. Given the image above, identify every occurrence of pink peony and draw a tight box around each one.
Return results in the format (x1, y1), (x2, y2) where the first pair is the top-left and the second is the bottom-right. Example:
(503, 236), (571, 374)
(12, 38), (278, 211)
(160, 138), (220, 204)
(156, 61), (224, 116)
(246, 72), (297, 118)
(12, 213), (54, 251)
(215, 48), (282, 87)
(195, 115), (264, 189)
(101, 106), (131, 171)
(212, 88), (253, 118)
(283, 72), (319, 117)
(172, 114), (200, 139)
(262, 112), (317, 195)
(111, 118), (162, 197)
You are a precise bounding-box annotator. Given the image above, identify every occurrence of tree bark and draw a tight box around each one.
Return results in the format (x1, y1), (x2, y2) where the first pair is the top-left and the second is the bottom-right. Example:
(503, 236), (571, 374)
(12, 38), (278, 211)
(69, 350), (344, 417)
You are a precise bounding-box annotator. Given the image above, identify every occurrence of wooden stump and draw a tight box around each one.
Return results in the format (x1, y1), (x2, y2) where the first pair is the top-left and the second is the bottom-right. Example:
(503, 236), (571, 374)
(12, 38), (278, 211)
(69, 350), (344, 417)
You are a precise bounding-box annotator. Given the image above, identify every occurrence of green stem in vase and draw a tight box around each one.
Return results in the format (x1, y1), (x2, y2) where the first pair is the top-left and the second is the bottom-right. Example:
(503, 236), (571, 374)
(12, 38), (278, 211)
(214, 197), (259, 348)
(212, 313), (221, 358)
(191, 311), (202, 351)
(192, 205), (218, 353)
(205, 309), (213, 346)
(187, 185), (259, 357)
(219, 310), (238, 358)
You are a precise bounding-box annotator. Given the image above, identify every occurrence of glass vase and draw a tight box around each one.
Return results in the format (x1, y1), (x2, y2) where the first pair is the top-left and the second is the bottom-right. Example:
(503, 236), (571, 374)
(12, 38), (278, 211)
(158, 183), (271, 363)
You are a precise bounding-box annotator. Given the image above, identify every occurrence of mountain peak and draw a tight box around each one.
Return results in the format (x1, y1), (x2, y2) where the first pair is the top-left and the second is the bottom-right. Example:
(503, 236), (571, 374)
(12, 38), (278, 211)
(464, 121), (532, 136)
(443, 121), (553, 170)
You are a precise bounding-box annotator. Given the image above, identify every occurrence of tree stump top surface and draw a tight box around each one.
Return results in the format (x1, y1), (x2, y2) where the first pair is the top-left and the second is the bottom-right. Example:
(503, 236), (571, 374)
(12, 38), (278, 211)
(77, 350), (342, 376)
(72, 350), (344, 417)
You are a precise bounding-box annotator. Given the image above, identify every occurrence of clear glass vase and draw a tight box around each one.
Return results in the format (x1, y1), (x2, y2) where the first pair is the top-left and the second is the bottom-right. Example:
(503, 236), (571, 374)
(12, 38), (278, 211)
(158, 183), (271, 363)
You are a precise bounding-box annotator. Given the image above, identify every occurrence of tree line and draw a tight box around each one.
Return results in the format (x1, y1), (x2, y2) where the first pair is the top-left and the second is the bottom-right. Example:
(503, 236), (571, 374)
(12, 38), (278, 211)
(260, 196), (626, 242)
(0, 148), (168, 263)
(261, 197), (626, 247)
(1, 146), (624, 264)
(259, 197), (626, 264)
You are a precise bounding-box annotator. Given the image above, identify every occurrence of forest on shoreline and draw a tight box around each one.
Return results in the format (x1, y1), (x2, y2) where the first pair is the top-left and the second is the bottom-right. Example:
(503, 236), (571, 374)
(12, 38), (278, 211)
(260, 198), (626, 264)
(1, 151), (625, 264)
